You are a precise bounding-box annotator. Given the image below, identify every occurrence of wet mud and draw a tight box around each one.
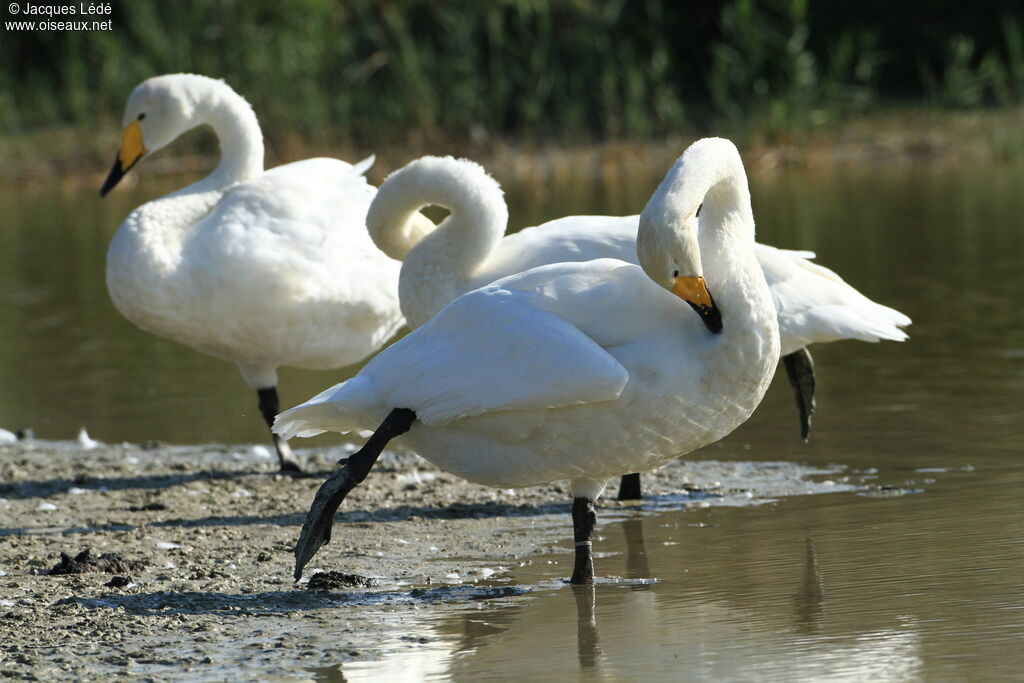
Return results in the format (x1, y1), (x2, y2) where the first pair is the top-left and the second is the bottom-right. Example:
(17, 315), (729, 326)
(0, 437), (850, 679)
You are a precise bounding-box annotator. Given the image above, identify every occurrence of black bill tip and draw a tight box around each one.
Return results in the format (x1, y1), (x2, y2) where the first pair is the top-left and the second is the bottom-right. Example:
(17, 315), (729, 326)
(687, 301), (723, 334)
(99, 154), (136, 197)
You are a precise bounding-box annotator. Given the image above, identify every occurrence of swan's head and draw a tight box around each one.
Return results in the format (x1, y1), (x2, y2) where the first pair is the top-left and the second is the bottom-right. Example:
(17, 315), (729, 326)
(100, 74), (215, 196)
(638, 141), (731, 333)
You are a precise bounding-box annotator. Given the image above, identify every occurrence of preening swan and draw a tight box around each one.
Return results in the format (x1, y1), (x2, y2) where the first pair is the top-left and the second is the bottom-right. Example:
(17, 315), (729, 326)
(364, 155), (910, 499)
(100, 73), (405, 472)
(277, 138), (781, 583)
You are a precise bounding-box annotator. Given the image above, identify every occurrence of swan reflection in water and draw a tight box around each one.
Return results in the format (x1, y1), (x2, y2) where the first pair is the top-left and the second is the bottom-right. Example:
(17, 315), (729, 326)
(431, 519), (921, 681)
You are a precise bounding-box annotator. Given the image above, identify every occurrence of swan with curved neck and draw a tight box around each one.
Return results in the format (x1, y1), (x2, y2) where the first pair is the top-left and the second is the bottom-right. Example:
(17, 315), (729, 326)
(366, 151), (910, 497)
(365, 156), (507, 328)
(100, 73), (404, 472)
(278, 138), (780, 583)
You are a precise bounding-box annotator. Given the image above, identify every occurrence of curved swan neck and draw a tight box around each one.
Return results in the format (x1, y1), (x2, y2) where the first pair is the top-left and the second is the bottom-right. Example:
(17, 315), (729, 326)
(367, 157), (508, 326)
(167, 75), (264, 191)
(638, 138), (757, 287)
(198, 80), (264, 188)
(365, 164), (438, 261)
(663, 138), (753, 241)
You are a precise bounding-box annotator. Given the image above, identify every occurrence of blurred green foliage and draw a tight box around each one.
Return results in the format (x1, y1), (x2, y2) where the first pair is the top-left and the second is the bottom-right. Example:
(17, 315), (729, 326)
(2, 0), (1023, 146)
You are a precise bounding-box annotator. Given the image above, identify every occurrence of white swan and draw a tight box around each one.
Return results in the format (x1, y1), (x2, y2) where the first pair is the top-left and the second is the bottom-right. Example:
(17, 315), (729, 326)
(276, 138), (781, 583)
(100, 73), (407, 472)
(363, 155), (910, 498)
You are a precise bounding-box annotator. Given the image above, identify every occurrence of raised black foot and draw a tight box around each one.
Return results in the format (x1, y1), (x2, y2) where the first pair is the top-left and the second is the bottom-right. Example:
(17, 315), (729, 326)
(617, 472), (643, 500)
(782, 348), (816, 442)
(294, 465), (359, 578)
(294, 408), (416, 580)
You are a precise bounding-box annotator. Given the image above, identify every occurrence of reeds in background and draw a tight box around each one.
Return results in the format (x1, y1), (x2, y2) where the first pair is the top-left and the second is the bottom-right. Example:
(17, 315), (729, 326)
(2, 0), (1023, 158)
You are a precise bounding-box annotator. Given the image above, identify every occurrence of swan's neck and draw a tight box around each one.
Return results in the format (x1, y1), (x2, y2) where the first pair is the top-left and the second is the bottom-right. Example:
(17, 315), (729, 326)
(659, 139), (776, 345)
(699, 158), (779, 384)
(115, 81), (265, 274)
(698, 170), (756, 275)
(401, 208), (507, 328)
(368, 159), (508, 328)
(365, 192), (435, 262)
(189, 83), (264, 191)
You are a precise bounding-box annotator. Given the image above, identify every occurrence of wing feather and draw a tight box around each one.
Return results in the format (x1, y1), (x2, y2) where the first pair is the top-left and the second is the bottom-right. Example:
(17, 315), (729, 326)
(364, 286), (630, 426)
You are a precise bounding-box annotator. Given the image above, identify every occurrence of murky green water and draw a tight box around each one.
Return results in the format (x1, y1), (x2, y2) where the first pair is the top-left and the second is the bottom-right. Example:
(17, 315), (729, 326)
(2, 157), (1022, 679)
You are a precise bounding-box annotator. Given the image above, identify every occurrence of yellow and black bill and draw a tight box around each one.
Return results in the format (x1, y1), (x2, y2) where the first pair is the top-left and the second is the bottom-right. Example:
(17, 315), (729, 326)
(100, 121), (146, 197)
(672, 275), (722, 333)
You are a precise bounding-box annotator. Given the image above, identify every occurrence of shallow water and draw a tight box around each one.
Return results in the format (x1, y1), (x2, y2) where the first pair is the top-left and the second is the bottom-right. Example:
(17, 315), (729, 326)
(1, 156), (1022, 679)
(364, 473), (1023, 681)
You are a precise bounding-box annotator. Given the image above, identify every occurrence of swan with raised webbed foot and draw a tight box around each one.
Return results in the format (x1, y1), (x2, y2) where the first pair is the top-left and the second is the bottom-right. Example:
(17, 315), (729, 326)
(100, 73), (411, 473)
(277, 138), (780, 583)
(364, 154), (910, 499)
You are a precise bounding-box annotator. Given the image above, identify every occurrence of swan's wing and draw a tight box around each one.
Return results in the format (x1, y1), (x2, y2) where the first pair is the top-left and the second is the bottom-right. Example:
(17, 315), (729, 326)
(478, 215), (640, 284)
(179, 158), (395, 344)
(755, 243), (911, 355)
(275, 258), (698, 439)
(186, 157), (394, 300)
(361, 276), (630, 426)
(256, 157), (377, 231)
(197, 158), (376, 253)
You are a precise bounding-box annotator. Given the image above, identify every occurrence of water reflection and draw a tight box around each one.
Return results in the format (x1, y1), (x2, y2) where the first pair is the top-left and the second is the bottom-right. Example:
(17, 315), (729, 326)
(409, 472), (1021, 681)
(793, 536), (824, 635)
(573, 585), (601, 671)
(621, 517), (651, 580)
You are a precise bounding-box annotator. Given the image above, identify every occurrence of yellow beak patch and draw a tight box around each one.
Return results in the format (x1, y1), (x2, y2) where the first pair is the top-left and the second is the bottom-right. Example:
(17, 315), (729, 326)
(672, 275), (714, 308)
(118, 120), (147, 169)
(671, 275), (723, 333)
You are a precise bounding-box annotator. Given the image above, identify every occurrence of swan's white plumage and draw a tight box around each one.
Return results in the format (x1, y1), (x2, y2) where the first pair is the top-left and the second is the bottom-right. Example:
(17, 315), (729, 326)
(278, 139), (780, 494)
(473, 216), (911, 357)
(753, 243), (911, 355)
(105, 75), (403, 391)
(365, 157), (910, 356)
(278, 261), (644, 436)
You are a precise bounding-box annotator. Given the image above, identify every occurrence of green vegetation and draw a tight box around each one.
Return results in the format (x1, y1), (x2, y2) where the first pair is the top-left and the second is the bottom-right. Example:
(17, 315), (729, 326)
(2, 1), (1023, 166)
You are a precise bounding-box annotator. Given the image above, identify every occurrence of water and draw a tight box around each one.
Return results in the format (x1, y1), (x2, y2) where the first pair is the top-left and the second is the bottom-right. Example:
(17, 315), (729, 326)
(386, 470), (1023, 681)
(2, 156), (1023, 679)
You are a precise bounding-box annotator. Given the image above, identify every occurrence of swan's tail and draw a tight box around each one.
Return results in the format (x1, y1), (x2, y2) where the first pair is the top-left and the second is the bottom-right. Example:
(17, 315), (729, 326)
(764, 246), (912, 354)
(797, 257), (912, 342)
(350, 154), (376, 178)
(273, 375), (385, 440)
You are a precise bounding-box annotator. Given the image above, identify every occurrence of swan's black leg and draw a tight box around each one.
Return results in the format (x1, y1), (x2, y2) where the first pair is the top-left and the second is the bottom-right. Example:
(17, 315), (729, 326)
(257, 387), (303, 473)
(569, 497), (598, 585)
(782, 348), (816, 442)
(617, 472), (643, 500)
(294, 408), (416, 580)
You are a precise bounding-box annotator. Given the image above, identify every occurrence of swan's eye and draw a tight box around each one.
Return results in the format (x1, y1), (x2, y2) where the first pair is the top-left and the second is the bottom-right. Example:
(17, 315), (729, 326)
(696, 203), (703, 218)
(673, 270), (679, 278)
(137, 113), (146, 121)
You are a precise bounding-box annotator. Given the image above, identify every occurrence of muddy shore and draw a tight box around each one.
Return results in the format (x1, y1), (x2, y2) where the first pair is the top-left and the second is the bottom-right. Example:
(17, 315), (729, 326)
(0, 437), (857, 680)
